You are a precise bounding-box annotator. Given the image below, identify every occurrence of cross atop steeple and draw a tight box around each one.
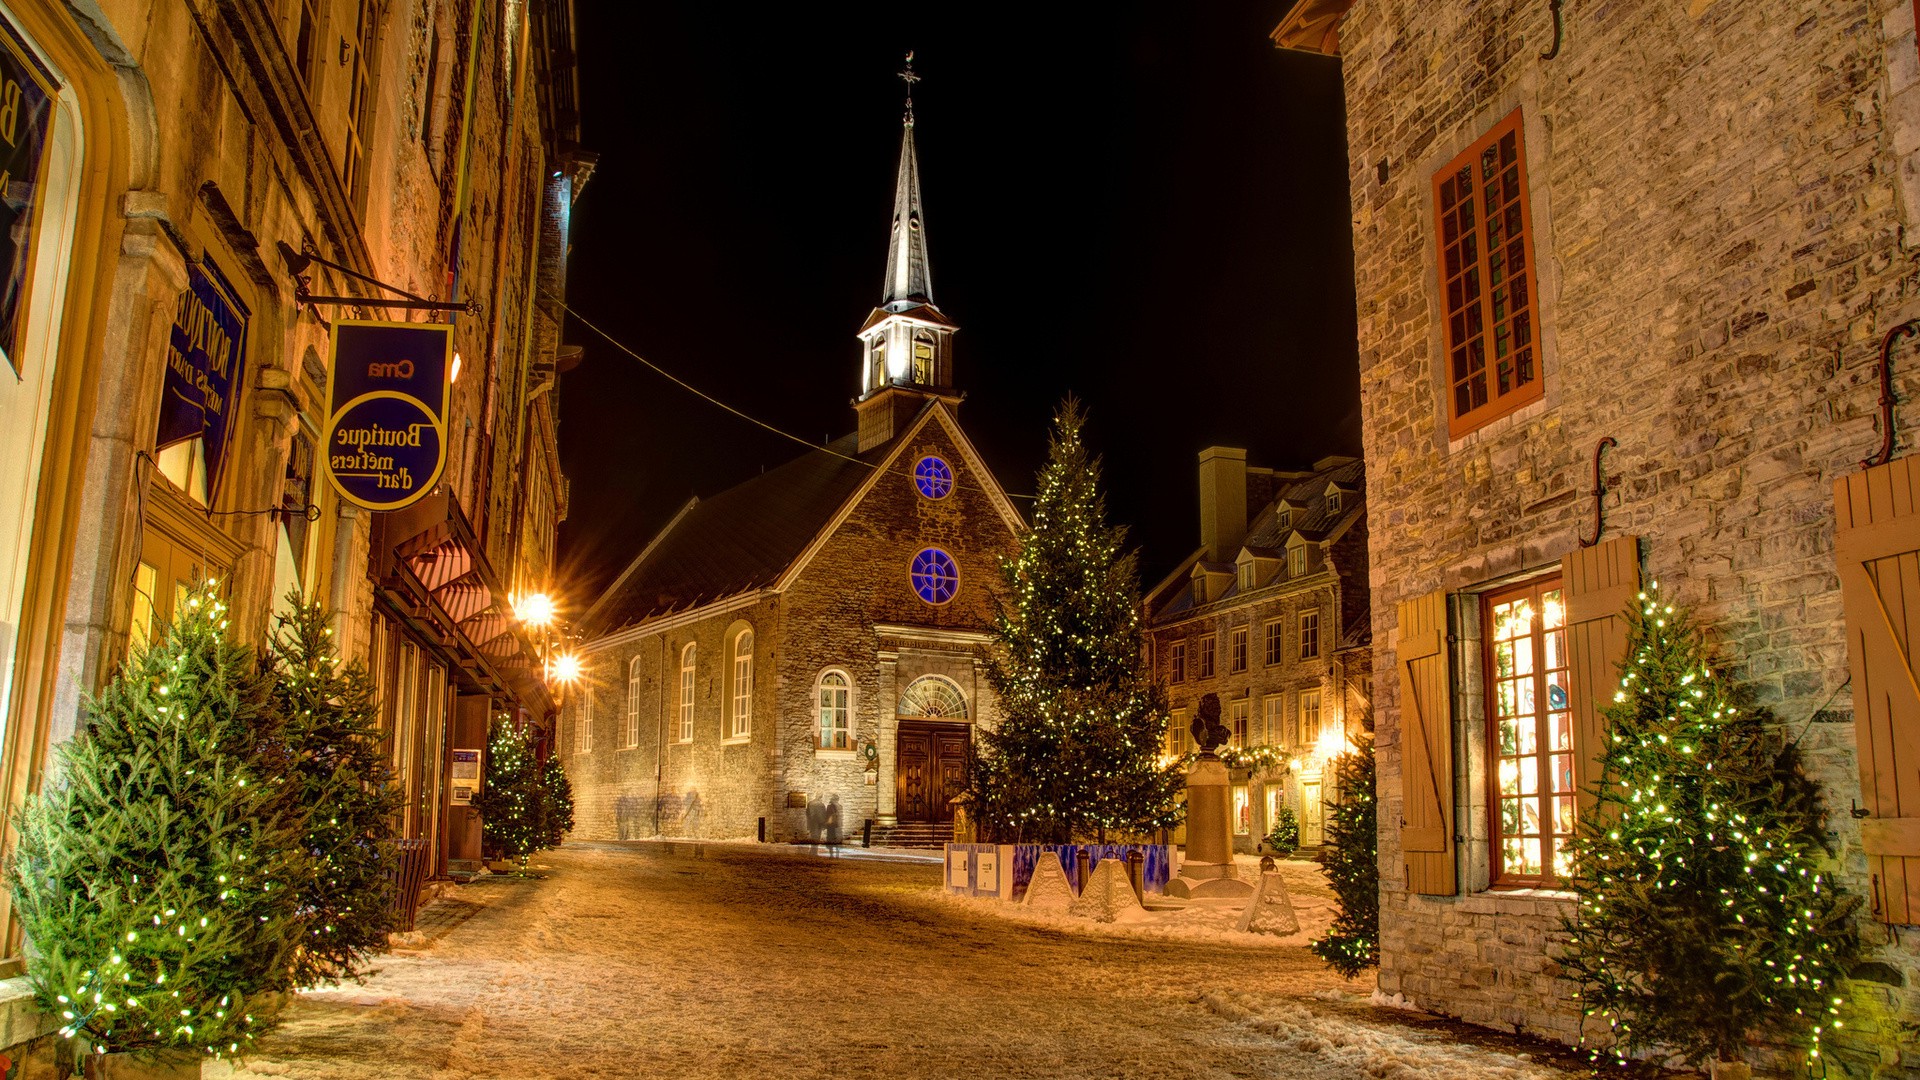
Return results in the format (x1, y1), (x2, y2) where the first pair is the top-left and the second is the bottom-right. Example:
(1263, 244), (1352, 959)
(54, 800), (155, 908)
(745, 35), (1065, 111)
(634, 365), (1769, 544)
(898, 51), (919, 127)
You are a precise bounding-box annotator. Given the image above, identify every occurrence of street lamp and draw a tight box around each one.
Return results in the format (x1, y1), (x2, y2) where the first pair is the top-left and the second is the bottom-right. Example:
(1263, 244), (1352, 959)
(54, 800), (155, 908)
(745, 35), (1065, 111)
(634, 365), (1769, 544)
(549, 652), (582, 685)
(517, 592), (556, 629)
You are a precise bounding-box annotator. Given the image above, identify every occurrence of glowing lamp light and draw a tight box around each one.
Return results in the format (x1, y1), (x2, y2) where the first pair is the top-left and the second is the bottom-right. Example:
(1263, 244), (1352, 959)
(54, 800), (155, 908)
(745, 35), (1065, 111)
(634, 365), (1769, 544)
(548, 653), (582, 685)
(1317, 721), (1351, 761)
(451, 351), (463, 383)
(516, 592), (556, 628)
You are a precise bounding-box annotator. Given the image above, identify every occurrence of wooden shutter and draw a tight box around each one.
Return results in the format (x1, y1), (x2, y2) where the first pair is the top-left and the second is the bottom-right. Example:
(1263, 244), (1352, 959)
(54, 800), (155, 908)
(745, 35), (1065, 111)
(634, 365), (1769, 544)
(1562, 536), (1642, 821)
(1836, 459), (1920, 925)
(1396, 589), (1455, 895)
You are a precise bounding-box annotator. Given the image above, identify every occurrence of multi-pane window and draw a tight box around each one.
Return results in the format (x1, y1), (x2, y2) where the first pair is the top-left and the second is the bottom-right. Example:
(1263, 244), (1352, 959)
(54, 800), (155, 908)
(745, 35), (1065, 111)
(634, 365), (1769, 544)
(1229, 698), (1250, 748)
(1485, 578), (1573, 884)
(1327, 489), (1342, 514)
(1238, 563), (1253, 591)
(1170, 641), (1186, 682)
(1229, 627), (1248, 673)
(817, 671), (851, 750)
(1278, 507), (1291, 529)
(730, 631), (754, 739)
(1288, 545), (1306, 577)
(1435, 109), (1541, 438)
(1263, 620), (1284, 666)
(1199, 635), (1216, 678)
(1263, 695), (1285, 745)
(624, 657), (642, 748)
(1299, 689), (1322, 747)
(678, 643), (695, 742)
(1166, 710), (1189, 757)
(1298, 610), (1319, 660)
(912, 332), (934, 382)
(576, 688), (594, 755)
(342, 0), (379, 209)
(294, 0), (322, 88)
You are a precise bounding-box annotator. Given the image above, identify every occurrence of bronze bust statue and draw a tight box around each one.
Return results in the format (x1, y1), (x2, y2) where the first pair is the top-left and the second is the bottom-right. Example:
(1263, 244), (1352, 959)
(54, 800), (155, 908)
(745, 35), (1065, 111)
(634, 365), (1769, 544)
(1190, 692), (1231, 757)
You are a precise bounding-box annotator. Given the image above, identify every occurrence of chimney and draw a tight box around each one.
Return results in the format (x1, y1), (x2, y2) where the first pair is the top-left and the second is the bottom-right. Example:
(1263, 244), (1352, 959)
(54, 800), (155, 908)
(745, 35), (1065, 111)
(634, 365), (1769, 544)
(1198, 446), (1248, 563)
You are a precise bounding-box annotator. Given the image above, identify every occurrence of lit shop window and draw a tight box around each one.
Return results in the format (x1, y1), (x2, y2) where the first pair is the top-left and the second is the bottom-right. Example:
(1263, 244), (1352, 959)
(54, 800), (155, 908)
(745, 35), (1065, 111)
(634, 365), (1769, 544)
(1485, 578), (1573, 884)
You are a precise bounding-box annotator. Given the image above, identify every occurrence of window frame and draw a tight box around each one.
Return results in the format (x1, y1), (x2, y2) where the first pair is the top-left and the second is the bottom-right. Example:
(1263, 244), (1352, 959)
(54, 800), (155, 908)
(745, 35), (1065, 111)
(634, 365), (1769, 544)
(677, 642), (695, 743)
(1298, 610), (1319, 660)
(1229, 697), (1250, 748)
(1288, 544), (1306, 578)
(1263, 619), (1284, 667)
(1198, 634), (1216, 678)
(1481, 575), (1574, 887)
(1299, 689), (1322, 748)
(576, 686), (594, 755)
(816, 669), (853, 751)
(341, 0), (380, 213)
(1229, 626), (1248, 673)
(1434, 108), (1544, 439)
(624, 656), (642, 749)
(1263, 694), (1285, 746)
(728, 630), (753, 740)
(1170, 641), (1186, 682)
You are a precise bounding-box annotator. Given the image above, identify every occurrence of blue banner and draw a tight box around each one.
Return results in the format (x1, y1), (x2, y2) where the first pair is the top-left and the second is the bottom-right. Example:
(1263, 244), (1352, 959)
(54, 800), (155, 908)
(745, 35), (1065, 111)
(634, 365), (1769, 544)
(155, 260), (249, 495)
(321, 321), (450, 511)
(0, 14), (55, 375)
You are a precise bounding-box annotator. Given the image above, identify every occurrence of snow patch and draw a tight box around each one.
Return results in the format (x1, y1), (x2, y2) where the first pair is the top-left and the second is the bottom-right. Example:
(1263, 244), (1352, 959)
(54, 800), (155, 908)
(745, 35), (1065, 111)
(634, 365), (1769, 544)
(1203, 990), (1567, 1080)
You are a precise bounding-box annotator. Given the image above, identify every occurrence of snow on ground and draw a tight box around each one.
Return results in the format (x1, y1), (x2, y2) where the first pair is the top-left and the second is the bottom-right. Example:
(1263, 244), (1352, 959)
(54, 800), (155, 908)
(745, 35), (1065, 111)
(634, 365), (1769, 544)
(207, 841), (1581, 1080)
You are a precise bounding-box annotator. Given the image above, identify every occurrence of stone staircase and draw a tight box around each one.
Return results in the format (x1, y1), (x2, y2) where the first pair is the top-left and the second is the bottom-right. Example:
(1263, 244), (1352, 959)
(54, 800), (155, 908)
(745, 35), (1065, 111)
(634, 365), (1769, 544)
(872, 822), (955, 849)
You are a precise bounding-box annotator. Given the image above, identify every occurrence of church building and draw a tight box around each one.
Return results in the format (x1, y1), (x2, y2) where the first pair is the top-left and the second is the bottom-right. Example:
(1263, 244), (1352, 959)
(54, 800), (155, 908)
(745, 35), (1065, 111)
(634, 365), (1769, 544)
(560, 78), (1022, 846)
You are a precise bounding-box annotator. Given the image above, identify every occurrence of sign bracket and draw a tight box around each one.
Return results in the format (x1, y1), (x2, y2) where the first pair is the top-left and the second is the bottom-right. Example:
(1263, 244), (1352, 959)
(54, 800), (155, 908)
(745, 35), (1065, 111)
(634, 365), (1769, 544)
(277, 241), (479, 316)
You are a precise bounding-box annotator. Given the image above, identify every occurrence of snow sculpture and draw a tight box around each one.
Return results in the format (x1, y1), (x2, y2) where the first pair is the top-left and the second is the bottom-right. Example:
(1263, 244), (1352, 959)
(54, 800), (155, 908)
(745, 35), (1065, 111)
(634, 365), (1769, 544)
(1022, 849), (1075, 913)
(1235, 870), (1301, 936)
(1068, 855), (1143, 923)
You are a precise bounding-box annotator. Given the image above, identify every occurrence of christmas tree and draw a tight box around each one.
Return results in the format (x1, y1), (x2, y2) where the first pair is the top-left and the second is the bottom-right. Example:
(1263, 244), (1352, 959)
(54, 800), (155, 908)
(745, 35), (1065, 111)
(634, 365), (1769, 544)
(11, 583), (303, 1058)
(263, 594), (401, 987)
(539, 754), (574, 851)
(473, 717), (544, 864)
(968, 399), (1184, 843)
(1311, 729), (1378, 978)
(1562, 586), (1860, 1069)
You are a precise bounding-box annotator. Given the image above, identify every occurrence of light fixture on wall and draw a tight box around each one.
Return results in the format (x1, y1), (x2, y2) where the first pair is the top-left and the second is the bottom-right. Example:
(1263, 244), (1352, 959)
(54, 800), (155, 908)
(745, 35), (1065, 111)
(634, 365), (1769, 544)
(451, 351), (463, 383)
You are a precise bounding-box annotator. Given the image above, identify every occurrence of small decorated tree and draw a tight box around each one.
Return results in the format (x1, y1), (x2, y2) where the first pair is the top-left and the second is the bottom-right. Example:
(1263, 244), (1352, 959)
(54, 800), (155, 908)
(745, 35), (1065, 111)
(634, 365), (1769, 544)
(1562, 586), (1860, 1070)
(968, 399), (1184, 842)
(1311, 730), (1378, 978)
(473, 717), (544, 865)
(263, 594), (401, 987)
(11, 583), (303, 1060)
(539, 754), (574, 851)
(1265, 804), (1300, 854)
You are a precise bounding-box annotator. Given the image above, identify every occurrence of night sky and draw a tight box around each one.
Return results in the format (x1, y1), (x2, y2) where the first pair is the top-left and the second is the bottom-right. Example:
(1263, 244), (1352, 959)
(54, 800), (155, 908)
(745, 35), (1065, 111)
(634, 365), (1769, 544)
(556, 3), (1358, 611)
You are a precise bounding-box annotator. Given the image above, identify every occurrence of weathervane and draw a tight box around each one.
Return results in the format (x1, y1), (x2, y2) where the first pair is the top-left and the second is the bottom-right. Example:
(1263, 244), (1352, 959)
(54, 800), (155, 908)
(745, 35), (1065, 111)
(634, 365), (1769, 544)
(898, 50), (919, 127)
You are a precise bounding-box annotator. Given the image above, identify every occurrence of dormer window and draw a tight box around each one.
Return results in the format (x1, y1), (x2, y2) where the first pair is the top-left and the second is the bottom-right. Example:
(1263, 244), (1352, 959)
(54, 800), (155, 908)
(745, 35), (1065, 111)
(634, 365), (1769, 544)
(1237, 563), (1253, 591)
(1278, 507), (1291, 529)
(1327, 489), (1342, 514)
(1288, 544), (1307, 578)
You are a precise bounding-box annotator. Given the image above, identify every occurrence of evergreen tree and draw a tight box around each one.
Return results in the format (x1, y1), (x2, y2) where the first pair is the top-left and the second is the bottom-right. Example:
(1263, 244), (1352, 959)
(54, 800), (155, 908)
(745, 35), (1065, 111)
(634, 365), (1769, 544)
(1562, 586), (1860, 1069)
(1311, 729), (1378, 978)
(474, 717), (543, 864)
(263, 595), (401, 987)
(968, 399), (1184, 843)
(10, 584), (303, 1058)
(539, 755), (574, 851)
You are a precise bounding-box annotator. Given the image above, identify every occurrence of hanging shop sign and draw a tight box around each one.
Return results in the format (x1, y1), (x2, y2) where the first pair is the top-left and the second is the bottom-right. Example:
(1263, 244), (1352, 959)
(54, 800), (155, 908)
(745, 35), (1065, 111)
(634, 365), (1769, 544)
(321, 320), (451, 511)
(155, 260), (250, 493)
(0, 15), (55, 376)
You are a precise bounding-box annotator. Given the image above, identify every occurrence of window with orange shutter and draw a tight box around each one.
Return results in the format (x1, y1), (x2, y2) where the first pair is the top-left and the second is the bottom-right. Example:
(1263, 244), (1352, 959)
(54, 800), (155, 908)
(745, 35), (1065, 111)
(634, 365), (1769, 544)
(1435, 109), (1543, 438)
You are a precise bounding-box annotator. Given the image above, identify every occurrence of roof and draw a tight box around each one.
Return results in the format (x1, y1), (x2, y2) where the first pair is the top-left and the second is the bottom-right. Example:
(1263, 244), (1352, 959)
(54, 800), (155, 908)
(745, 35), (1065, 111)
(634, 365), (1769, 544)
(581, 434), (881, 635)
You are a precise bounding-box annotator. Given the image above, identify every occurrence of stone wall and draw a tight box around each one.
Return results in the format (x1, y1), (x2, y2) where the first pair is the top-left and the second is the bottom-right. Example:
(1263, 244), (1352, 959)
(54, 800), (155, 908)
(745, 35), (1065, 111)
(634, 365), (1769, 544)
(1336, 0), (1920, 1073)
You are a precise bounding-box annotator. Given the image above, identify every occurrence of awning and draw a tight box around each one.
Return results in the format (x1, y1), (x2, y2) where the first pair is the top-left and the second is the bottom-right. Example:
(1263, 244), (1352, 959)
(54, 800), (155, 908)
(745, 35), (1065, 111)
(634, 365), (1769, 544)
(371, 489), (554, 718)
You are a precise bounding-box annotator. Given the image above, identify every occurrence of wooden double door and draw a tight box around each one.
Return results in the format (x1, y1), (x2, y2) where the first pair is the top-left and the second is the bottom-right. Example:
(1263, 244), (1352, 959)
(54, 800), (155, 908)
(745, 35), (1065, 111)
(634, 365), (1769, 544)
(896, 721), (970, 823)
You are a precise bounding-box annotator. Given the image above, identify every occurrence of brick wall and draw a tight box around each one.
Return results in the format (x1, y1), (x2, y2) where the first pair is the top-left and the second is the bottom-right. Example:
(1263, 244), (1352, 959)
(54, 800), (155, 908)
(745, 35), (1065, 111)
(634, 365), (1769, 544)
(1339, 0), (1920, 1072)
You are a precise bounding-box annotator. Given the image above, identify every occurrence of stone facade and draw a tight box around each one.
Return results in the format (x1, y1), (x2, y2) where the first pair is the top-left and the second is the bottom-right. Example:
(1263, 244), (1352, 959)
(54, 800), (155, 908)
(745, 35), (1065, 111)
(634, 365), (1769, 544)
(1281, 0), (1920, 1072)
(1144, 450), (1371, 853)
(562, 406), (1020, 844)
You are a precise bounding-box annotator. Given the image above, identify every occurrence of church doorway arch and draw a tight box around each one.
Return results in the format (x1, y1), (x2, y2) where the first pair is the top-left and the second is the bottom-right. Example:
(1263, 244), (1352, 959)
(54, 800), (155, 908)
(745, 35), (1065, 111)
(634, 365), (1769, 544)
(895, 676), (970, 825)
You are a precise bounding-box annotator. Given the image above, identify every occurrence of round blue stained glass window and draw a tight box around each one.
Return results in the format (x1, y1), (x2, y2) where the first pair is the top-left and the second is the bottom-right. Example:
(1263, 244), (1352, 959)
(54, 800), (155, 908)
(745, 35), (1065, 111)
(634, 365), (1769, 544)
(914, 456), (954, 499)
(910, 547), (959, 605)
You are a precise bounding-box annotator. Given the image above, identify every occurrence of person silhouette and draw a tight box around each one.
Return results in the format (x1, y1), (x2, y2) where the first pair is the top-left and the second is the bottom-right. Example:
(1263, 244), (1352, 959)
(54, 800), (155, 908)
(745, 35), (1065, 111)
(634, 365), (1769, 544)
(824, 796), (843, 856)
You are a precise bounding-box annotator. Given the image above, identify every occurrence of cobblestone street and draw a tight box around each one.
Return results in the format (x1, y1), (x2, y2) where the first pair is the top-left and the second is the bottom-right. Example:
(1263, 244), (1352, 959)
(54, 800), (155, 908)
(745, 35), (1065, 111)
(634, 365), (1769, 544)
(218, 843), (1578, 1080)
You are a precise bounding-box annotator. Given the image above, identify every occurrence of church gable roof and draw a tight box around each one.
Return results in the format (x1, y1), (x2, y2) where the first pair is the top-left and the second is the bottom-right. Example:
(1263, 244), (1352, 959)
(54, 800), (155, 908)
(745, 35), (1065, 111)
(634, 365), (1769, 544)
(580, 434), (880, 637)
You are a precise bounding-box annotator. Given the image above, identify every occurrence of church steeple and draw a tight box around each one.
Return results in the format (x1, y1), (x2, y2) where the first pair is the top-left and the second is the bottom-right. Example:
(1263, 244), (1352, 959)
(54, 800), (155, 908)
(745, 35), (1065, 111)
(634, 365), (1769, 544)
(856, 52), (960, 454)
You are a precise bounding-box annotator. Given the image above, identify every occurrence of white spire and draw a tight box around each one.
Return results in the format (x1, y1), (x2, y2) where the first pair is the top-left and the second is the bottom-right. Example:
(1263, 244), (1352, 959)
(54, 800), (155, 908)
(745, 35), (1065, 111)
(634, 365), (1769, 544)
(882, 52), (932, 306)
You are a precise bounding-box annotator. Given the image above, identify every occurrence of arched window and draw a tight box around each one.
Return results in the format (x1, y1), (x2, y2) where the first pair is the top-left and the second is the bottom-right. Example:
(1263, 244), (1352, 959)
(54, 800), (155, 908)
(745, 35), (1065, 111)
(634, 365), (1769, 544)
(817, 670), (851, 750)
(678, 643), (695, 742)
(911, 331), (934, 383)
(729, 630), (754, 739)
(898, 676), (967, 719)
(625, 656), (642, 748)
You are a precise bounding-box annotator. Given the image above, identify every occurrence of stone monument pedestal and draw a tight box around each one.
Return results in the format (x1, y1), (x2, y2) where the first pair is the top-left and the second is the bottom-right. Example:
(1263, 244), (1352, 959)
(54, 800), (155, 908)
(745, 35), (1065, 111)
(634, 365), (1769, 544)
(1166, 755), (1253, 899)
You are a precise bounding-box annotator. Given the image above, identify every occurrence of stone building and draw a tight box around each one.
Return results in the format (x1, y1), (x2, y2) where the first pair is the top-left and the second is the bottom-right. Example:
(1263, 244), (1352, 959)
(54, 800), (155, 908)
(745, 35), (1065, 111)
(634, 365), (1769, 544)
(1276, 0), (1920, 1071)
(1143, 448), (1370, 853)
(0, 0), (585, 1043)
(560, 101), (1022, 848)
